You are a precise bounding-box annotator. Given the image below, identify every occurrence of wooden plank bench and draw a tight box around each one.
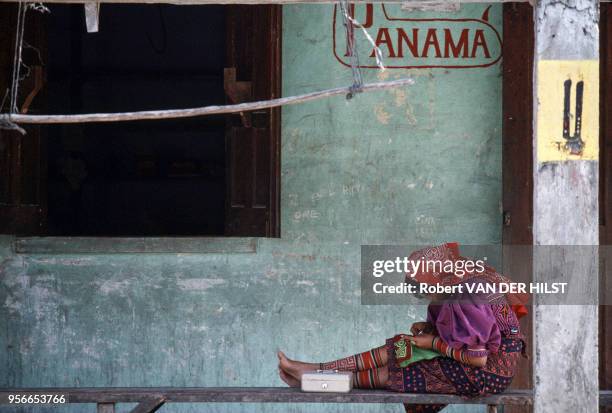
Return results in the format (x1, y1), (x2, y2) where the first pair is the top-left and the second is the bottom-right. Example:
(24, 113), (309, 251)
(0, 388), (610, 413)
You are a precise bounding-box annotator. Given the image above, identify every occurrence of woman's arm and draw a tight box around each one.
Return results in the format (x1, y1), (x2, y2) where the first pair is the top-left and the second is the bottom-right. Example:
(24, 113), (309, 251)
(406, 334), (488, 368)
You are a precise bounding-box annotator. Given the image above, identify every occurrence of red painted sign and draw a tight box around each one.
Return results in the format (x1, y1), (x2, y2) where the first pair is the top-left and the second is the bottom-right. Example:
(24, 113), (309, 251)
(333, 5), (502, 69)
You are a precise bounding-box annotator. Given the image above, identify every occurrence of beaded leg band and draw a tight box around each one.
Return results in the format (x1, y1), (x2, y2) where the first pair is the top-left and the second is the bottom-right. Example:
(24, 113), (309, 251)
(353, 368), (384, 389)
(319, 345), (386, 372)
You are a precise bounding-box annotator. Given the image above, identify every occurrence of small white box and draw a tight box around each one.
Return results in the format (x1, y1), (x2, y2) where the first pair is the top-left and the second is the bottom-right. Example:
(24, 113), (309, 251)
(301, 370), (353, 393)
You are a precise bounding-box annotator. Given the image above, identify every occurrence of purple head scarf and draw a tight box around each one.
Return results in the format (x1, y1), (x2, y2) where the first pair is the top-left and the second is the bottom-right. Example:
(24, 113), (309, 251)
(427, 286), (502, 357)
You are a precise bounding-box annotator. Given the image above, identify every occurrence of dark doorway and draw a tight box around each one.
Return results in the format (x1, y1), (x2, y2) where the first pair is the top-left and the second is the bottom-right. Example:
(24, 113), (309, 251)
(0, 4), (281, 237)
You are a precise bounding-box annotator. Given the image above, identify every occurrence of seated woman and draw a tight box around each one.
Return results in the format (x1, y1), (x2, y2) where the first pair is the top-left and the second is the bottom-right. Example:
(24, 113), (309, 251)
(278, 243), (528, 413)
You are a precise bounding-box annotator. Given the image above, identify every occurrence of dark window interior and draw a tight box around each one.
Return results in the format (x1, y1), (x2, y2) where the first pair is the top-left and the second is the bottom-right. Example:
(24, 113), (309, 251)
(0, 3), (280, 238)
(46, 5), (227, 236)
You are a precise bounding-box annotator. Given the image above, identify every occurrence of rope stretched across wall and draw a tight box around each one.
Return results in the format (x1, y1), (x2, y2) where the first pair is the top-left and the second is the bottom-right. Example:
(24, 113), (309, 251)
(0, 78), (415, 126)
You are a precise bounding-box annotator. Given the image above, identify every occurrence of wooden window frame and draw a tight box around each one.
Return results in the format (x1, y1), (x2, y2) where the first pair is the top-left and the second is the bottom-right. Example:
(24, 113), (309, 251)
(501, 4), (534, 413)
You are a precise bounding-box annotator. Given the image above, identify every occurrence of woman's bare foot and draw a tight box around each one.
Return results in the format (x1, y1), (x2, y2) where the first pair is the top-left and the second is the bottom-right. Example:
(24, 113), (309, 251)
(278, 368), (300, 387)
(277, 351), (319, 381)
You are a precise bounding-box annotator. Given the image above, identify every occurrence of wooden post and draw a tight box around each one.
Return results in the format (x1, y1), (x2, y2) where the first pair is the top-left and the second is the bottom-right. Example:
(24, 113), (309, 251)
(128, 396), (166, 413)
(533, 0), (599, 412)
(97, 403), (115, 413)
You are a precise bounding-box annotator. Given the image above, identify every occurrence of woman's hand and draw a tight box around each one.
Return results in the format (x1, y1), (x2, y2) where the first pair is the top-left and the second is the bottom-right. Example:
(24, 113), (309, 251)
(467, 355), (487, 368)
(405, 333), (435, 349)
(410, 321), (433, 335)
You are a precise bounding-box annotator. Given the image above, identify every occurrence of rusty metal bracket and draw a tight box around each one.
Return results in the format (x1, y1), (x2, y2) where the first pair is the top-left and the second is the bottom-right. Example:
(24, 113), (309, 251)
(224, 67), (252, 127)
(560, 78), (585, 155)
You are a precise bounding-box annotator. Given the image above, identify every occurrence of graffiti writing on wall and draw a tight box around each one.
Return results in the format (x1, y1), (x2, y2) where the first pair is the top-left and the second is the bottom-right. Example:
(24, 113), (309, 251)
(332, 4), (502, 69)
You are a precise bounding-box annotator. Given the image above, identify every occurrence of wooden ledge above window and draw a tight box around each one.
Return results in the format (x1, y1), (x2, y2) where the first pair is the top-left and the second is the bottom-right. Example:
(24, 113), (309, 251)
(13, 237), (258, 254)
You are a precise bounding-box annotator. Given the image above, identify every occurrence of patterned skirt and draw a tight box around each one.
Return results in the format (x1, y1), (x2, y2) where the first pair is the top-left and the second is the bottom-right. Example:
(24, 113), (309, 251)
(385, 337), (524, 413)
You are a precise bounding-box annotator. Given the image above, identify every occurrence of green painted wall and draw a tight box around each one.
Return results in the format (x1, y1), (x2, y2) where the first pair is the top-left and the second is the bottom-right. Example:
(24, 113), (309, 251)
(0, 4), (502, 413)
(282, 3), (502, 245)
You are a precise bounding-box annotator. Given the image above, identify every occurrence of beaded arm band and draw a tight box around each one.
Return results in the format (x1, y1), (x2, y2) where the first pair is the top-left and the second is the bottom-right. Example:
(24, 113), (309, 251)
(431, 336), (471, 364)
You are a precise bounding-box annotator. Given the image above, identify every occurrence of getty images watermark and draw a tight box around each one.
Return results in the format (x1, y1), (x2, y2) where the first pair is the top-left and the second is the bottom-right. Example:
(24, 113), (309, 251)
(371, 255), (567, 296)
(361, 245), (605, 305)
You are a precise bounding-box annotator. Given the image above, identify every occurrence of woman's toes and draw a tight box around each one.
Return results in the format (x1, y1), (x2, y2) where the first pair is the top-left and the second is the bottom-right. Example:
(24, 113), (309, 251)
(277, 351), (319, 381)
(279, 369), (300, 388)
(278, 353), (293, 371)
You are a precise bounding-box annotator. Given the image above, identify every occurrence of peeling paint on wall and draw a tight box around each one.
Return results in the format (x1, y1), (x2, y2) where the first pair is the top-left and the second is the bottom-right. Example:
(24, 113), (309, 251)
(177, 278), (227, 291)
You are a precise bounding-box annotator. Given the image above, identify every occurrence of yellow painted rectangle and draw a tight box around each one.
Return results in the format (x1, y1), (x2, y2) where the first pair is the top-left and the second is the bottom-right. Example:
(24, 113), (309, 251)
(536, 60), (599, 163)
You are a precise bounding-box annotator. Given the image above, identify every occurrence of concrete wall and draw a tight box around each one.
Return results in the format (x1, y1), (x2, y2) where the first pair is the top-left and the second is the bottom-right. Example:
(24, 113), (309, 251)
(0, 4), (502, 413)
